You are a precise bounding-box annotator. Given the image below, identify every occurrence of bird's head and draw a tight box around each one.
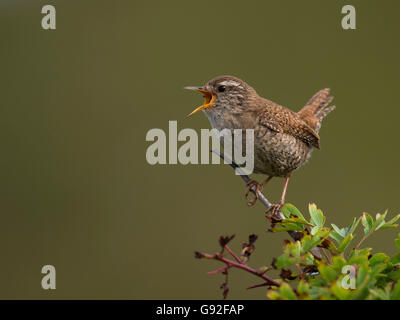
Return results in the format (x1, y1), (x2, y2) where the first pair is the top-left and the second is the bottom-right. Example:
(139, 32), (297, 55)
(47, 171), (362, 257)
(185, 75), (257, 117)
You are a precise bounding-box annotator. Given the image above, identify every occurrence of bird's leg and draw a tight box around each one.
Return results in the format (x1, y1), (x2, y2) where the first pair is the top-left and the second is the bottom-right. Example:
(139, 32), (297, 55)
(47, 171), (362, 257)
(245, 176), (273, 207)
(265, 173), (292, 219)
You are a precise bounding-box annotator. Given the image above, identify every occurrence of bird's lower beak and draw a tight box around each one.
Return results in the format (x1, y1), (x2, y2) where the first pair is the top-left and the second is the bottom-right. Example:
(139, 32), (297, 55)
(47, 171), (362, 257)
(184, 86), (215, 117)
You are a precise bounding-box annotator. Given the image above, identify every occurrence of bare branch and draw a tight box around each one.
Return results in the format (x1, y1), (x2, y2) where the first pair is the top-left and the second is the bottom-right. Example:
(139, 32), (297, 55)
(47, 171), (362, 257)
(202, 252), (281, 288)
(207, 265), (230, 275)
(224, 245), (242, 263)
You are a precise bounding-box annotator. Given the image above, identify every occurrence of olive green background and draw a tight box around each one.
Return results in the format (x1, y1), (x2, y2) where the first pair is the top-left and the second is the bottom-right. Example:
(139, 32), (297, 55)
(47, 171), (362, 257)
(1, 0), (399, 299)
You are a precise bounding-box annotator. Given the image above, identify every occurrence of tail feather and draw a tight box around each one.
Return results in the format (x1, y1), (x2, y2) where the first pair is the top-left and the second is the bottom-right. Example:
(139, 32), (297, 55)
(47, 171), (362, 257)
(316, 104), (336, 121)
(298, 88), (335, 132)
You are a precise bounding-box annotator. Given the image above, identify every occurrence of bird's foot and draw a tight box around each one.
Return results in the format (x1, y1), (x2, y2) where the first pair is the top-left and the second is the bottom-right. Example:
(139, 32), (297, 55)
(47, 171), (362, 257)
(245, 179), (263, 207)
(265, 203), (284, 221)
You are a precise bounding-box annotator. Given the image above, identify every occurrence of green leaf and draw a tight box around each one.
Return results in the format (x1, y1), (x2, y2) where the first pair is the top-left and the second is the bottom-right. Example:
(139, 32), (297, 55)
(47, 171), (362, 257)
(315, 227), (331, 238)
(331, 224), (346, 237)
(349, 247), (371, 260)
(284, 217), (311, 225)
(331, 283), (351, 300)
(384, 214), (400, 227)
(279, 283), (297, 300)
(337, 233), (354, 253)
(379, 224), (399, 230)
(275, 254), (296, 268)
(369, 263), (386, 280)
(390, 281), (400, 300)
(266, 290), (281, 300)
(374, 211), (388, 231)
(325, 239), (340, 253)
(396, 234), (400, 251)
(310, 225), (320, 235)
(332, 256), (347, 272)
(369, 288), (390, 300)
(300, 229), (330, 254)
(297, 280), (310, 295)
(362, 212), (374, 235)
(329, 230), (344, 243)
(300, 235), (315, 253)
(369, 253), (389, 267)
(273, 216), (312, 232)
(281, 203), (305, 220)
(351, 287), (370, 300)
(309, 286), (331, 299)
(380, 214), (400, 229)
(390, 253), (400, 265)
(294, 240), (302, 258)
(284, 241), (302, 258)
(347, 217), (362, 235)
(273, 221), (305, 232)
(309, 203), (325, 227)
(356, 264), (369, 287)
(387, 269), (400, 281)
(330, 218), (361, 245)
(301, 252), (315, 265)
(348, 254), (369, 265)
(319, 263), (337, 282)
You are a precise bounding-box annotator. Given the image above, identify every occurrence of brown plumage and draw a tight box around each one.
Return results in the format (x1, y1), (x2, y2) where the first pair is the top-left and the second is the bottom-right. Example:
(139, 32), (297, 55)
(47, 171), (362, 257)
(185, 76), (335, 215)
(298, 88), (336, 133)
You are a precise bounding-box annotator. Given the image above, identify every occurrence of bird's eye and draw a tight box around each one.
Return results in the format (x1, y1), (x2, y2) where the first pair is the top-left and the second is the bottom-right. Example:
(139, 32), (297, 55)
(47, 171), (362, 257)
(217, 85), (226, 92)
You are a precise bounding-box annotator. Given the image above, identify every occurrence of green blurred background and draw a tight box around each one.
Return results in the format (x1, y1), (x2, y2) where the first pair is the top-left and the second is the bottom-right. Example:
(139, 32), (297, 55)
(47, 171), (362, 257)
(0, 0), (399, 299)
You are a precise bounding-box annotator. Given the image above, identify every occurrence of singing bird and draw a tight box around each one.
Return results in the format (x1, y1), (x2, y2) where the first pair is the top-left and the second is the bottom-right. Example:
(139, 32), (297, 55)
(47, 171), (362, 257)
(185, 76), (335, 216)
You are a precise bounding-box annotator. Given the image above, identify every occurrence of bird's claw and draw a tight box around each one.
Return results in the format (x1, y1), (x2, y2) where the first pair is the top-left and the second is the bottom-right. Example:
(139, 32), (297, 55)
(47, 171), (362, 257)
(265, 203), (284, 220)
(245, 179), (263, 207)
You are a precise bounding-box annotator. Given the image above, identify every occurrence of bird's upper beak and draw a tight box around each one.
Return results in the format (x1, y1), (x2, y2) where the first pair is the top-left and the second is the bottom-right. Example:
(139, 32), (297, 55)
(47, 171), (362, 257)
(184, 86), (215, 117)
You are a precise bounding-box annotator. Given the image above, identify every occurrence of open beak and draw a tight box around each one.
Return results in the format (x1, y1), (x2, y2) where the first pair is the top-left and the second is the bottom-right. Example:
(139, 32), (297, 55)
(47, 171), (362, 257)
(184, 86), (215, 117)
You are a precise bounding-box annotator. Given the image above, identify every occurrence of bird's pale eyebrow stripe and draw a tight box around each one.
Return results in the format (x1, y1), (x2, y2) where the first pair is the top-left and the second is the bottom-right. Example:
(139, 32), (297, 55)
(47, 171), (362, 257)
(219, 80), (244, 89)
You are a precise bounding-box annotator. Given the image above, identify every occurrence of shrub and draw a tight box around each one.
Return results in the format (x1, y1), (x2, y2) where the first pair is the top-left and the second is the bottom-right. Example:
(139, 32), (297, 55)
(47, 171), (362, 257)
(195, 203), (400, 300)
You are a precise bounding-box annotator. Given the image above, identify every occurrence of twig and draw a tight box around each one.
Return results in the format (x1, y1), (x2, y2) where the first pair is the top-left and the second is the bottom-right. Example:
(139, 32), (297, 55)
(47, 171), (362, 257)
(212, 149), (323, 260)
(207, 265), (229, 275)
(246, 282), (271, 290)
(354, 231), (375, 251)
(321, 248), (333, 265)
(224, 245), (242, 263)
(202, 252), (281, 287)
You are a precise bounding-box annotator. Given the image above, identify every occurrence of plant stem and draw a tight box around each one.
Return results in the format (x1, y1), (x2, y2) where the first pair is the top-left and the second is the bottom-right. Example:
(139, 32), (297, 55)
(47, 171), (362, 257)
(203, 252), (281, 287)
(354, 231), (375, 250)
(321, 248), (333, 265)
(224, 245), (242, 263)
(207, 265), (229, 275)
